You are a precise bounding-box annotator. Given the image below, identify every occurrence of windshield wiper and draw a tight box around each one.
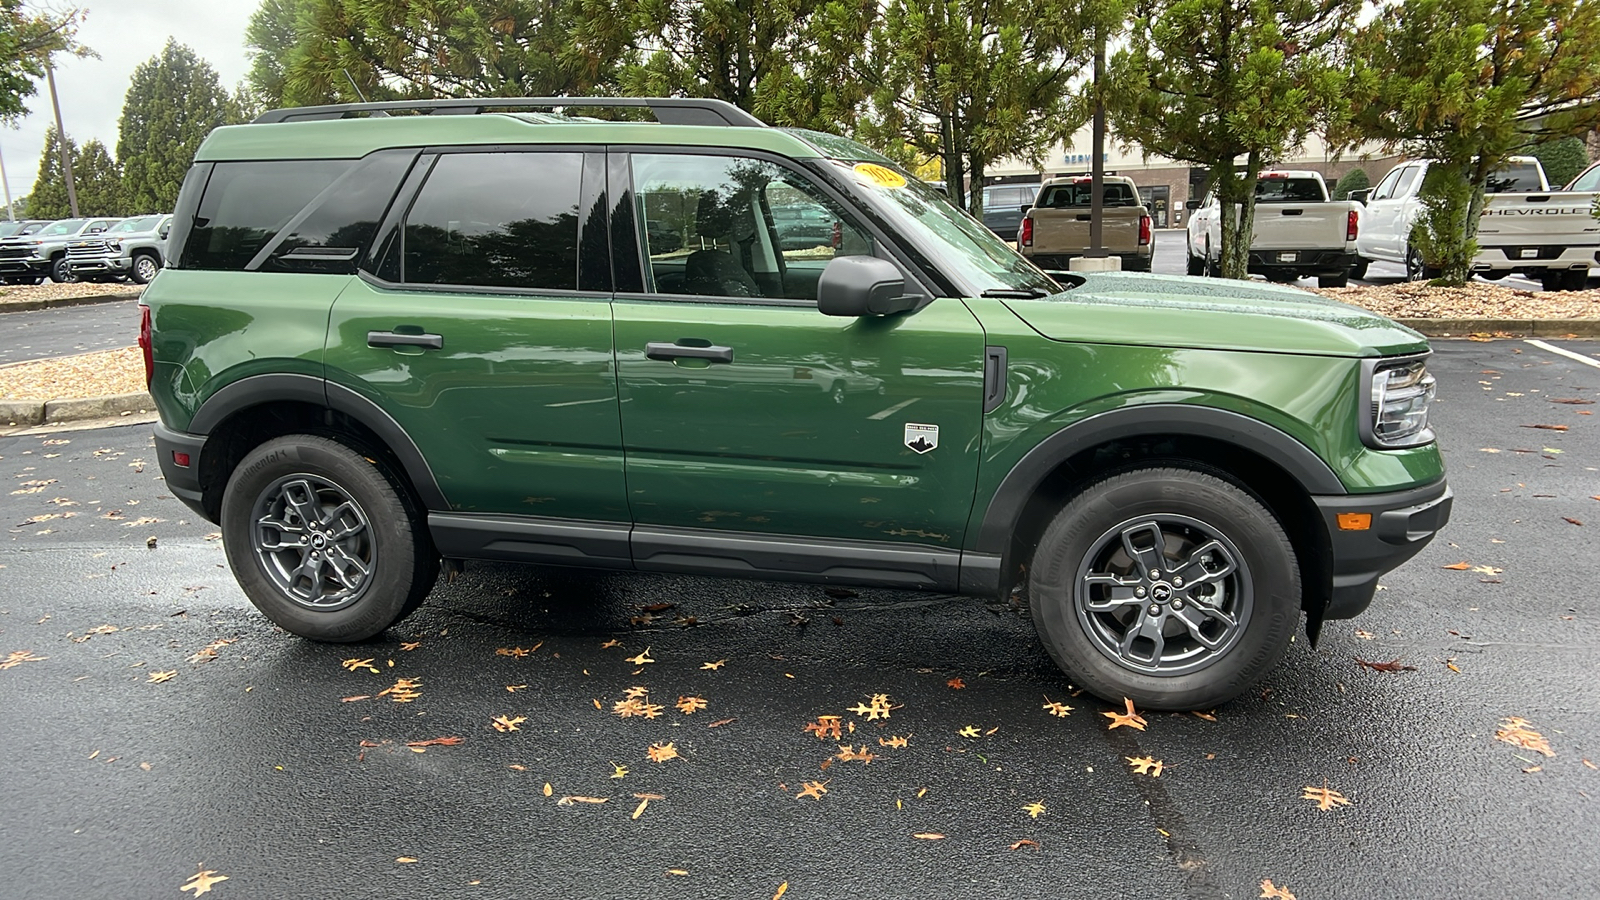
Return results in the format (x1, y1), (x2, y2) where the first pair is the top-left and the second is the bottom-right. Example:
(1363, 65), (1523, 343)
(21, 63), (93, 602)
(980, 287), (1051, 299)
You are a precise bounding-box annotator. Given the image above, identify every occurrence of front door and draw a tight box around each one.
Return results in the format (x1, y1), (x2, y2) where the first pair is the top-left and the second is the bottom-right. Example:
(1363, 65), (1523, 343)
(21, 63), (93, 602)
(609, 151), (986, 563)
(325, 149), (627, 522)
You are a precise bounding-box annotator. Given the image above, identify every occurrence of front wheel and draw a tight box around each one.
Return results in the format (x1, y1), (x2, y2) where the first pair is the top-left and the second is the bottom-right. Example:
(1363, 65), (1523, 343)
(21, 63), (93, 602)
(50, 257), (75, 283)
(1404, 245), (1438, 282)
(130, 253), (160, 285)
(1028, 467), (1300, 711)
(221, 435), (438, 642)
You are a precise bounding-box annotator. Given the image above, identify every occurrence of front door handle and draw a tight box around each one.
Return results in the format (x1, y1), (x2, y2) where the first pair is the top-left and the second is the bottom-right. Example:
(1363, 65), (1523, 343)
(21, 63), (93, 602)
(368, 330), (443, 350)
(645, 341), (734, 364)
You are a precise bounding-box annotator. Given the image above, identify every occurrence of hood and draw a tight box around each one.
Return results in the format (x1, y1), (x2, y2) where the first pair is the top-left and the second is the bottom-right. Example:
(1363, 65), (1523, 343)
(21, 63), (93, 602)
(1006, 272), (1428, 357)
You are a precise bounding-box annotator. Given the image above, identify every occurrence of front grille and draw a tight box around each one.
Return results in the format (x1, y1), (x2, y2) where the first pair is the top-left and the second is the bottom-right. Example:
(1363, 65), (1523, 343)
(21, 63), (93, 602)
(68, 241), (110, 259)
(0, 245), (31, 259)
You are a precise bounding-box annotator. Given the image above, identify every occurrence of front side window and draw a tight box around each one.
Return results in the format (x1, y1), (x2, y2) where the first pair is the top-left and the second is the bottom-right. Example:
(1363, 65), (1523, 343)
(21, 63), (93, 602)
(109, 216), (161, 234)
(181, 160), (351, 270)
(40, 219), (86, 236)
(1392, 165), (1423, 198)
(402, 152), (581, 290)
(631, 153), (873, 301)
(1370, 167), (1403, 201)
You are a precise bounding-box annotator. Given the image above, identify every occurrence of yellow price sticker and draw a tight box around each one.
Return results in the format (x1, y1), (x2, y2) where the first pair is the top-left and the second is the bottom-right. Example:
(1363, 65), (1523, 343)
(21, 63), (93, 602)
(853, 163), (907, 189)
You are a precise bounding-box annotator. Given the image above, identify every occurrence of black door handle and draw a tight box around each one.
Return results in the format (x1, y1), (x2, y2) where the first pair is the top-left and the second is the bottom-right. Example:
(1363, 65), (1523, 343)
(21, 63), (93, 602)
(368, 330), (443, 350)
(645, 341), (734, 364)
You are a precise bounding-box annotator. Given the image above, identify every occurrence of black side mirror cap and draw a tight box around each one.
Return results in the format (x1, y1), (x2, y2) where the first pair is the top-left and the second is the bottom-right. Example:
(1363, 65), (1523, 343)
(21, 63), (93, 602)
(1348, 189), (1370, 204)
(817, 255), (917, 317)
(1184, 199), (1202, 210)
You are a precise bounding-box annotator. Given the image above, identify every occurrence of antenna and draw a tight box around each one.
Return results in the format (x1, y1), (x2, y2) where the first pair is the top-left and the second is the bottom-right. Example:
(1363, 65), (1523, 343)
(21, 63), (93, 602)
(343, 70), (368, 103)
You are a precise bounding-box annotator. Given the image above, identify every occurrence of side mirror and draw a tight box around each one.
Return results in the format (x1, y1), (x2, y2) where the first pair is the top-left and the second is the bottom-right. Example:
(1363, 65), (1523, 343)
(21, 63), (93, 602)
(817, 255), (916, 317)
(1184, 199), (1202, 210)
(1348, 189), (1371, 204)
(1019, 204), (1031, 213)
(159, 225), (171, 239)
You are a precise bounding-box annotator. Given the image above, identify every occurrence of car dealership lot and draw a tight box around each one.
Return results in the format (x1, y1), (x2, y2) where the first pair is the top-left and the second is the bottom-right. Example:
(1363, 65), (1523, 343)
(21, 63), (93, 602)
(1, 338), (1596, 899)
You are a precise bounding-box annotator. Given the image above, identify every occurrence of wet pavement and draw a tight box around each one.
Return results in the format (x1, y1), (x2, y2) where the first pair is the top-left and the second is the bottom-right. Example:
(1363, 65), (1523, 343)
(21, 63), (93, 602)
(0, 298), (140, 365)
(1, 339), (1596, 899)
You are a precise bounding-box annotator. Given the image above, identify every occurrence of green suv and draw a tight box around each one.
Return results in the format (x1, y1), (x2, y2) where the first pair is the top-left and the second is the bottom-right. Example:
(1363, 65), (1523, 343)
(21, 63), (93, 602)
(142, 98), (1450, 710)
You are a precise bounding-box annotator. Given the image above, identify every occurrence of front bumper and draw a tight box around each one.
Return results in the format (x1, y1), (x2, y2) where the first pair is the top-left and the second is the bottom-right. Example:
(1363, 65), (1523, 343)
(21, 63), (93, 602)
(154, 421), (210, 521)
(1314, 479), (1453, 619)
(0, 257), (49, 275)
(68, 256), (130, 275)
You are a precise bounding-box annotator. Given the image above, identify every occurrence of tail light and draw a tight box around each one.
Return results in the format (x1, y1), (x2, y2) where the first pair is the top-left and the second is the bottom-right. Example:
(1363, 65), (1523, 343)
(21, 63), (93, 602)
(1346, 209), (1359, 242)
(1019, 217), (1033, 247)
(138, 304), (154, 388)
(1138, 215), (1152, 246)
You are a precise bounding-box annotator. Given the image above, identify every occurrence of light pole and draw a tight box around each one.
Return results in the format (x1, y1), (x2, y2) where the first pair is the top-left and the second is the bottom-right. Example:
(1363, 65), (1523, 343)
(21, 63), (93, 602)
(46, 60), (80, 218)
(0, 142), (14, 221)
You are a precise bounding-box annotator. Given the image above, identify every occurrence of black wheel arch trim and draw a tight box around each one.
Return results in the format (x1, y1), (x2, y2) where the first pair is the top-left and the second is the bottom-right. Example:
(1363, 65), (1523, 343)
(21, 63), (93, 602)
(185, 373), (450, 511)
(975, 404), (1346, 555)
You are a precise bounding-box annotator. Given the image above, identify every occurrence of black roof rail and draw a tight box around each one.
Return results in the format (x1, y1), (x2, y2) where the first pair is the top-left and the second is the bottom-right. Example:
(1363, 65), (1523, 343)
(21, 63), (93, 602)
(252, 97), (766, 127)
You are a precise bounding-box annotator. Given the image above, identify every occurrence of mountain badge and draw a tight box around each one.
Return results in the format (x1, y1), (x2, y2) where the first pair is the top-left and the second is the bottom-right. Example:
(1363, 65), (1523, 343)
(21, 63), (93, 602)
(904, 423), (939, 454)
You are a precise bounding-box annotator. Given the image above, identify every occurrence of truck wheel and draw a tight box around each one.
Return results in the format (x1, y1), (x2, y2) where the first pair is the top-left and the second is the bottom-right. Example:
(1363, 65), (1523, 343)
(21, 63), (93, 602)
(130, 253), (160, 285)
(1028, 466), (1300, 711)
(1265, 272), (1299, 284)
(1559, 268), (1589, 292)
(1539, 270), (1564, 292)
(49, 256), (75, 283)
(221, 435), (438, 643)
(1404, 246), (1438, 282)
(1186, 249), (1204, 276)
(1349, 258), (1369, 280)
(1318, 273), (1349, 288)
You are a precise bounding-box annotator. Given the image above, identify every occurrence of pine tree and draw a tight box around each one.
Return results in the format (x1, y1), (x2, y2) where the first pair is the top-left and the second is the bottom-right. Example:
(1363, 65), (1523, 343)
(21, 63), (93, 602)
(1332, 168), (1369, 201)
(244, 0), (305, 109)
(28, 125), (73, 219)
(72, 140), (123, 217)
(117, 39), (235, 213)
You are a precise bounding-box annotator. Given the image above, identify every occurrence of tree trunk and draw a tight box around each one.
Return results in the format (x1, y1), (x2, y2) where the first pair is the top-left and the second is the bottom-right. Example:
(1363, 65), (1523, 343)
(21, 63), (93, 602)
(967, 156), (985, 218)
(1217, 149), (1261, 280)
(941, 115), (966, 210)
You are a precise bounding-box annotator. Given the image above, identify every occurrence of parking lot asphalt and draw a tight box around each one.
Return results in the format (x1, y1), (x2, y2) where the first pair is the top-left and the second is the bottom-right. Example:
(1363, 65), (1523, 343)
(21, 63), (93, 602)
(1, 338), (1597, 899)
(0, 298), (140, 365)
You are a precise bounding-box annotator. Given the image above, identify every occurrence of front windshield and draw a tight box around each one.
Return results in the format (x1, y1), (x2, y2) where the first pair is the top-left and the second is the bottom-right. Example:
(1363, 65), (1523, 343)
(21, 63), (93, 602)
(109, 216), (159, 233)
(823, 160), (1058, 296)
(40, 218), (86, 236)
(19, 221), (47, 235)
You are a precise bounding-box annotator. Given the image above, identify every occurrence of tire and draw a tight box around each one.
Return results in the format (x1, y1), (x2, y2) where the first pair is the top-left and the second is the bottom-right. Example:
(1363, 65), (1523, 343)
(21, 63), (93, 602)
(130, 253), (160, 285)
(1203, 239), (1219, 277)
(1027, 466), (1300, 711)
(49, 256), (74, 283)
(1559, 268), (1588, 292)
(1264, 271), (1299, 284)
(1349, 258), (1369, 280)
(221, 435), (438, 642)
(1477, 270), (1507, 281)
(1539, 270), (1563, 292)
(1318, 273), (1349, 288)
(1186, 249), (1204, 276)
(1404, 245), (1437, 282)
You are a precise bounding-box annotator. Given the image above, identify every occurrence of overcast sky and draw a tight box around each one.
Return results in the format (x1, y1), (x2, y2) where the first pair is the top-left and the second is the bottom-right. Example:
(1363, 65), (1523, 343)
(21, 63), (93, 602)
(2, 1), (255, 208)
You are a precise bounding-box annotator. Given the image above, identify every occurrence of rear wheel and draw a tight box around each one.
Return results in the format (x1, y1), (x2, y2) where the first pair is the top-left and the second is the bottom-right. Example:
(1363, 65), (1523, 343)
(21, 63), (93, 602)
(1318, 273), (1349, 288)
(1265, 271), (1299, 284)
(1028, 467), (1300, 711)
(1558, 268), (1589, 292)
(1348, 258), (1369, 280)
(221, 435), (438, 642)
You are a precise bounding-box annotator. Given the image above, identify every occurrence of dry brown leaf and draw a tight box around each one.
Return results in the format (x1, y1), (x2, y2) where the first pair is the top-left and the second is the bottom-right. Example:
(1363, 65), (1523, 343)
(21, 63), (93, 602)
(1010, 839), (1039, 850)
(631, 792), (664, 820)
(491, 715), (526, 733)
(377, 677), (422, 703)
(1042, 696), (1074, 718)
(556, 795), (608, 805)
(341, 658), (378, 673)
(847, 693), (896, 720)
(405, 736), (463, 747)
(913, 833), (946, 840)
(1259, 879), (1298, 900)
(647, 741), (679, 763)
(395, 857), (418, 864)
(947, 677), (966, 689)
(626, 647), (655, 666)
(1563, 517), (1583, 526)
(700, 659), (727, 670)
(340, 695), (369, 702)
(957, 725), (981, 738)
(667, 869), (689, 876)
(878, 735), (909, 748)
(773, 882), (789, 900)
(1022, 801), (1046, 818)
(708, 717), (736, 728)
(1103, 698), (1147, 731)
(835, 744), (876, 764)
(1520, 423), (1569, 431)
(676, 695), (707, 714)
(180, 869), (229, 896)
(1582, 759), (1597, 770)
(1355, 657), (1416, 673)
(1301, 782), (1351, 811)
(0, 650), (48, 670)
(147, 670), (177, 684)
(1127, 756), (1166, 777)
(1496, 716), (1554, 757)
(803, 715), (842, 739)
(399, 641), (421, 651)
(1441, 561), (1472, 570)
(600, 639), (621, 649)
(542, 782), (552, 796)
(795, 780), (828, 800)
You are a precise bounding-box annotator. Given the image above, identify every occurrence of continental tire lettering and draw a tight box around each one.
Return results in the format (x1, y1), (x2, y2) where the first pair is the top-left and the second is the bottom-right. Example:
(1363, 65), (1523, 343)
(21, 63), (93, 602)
(242, 447), (298, 479)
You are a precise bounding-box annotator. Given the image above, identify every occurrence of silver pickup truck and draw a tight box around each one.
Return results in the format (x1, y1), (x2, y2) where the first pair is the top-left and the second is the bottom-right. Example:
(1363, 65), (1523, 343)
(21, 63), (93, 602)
(0, 217), (121, 283)
(66, 214), (172, 284)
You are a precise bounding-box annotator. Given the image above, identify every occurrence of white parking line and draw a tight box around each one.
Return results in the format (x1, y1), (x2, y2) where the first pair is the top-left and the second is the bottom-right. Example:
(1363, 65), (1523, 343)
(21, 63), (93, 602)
(867, 397), (919, 420)
(1525, 339), (1600, 368)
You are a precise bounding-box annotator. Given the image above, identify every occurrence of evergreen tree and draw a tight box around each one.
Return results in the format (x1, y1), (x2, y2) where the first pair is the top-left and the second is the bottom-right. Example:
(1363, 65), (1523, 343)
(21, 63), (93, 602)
(1332, 167), (1369, 201)
(28, 125), (73, 219)
(1530, 136), (1589, 188)
(1108, 0), (1361, 278)
(245, 0), (306, 109)
(1350, 0), (1600, 284)
(117, 39), (236, 213)
(0, 1), (87, 122)
(72, 140), (123, 217)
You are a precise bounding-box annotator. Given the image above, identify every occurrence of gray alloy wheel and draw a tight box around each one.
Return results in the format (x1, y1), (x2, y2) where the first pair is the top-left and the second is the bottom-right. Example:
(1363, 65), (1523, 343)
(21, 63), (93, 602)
(50, 256), (75, 283)
(1405, 246), (1428, 282)
(131, 254), (159, 285)
(249, 473), (375, 611)
(1073, 515), (1252, 676)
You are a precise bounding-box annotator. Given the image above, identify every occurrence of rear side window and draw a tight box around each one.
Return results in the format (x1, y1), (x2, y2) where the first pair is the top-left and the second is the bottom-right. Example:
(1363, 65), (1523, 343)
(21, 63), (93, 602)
(1038, 182), (1138, 208)
(1254, 177), (1325, 202)
(261, 149), (417, 274)
(180, 160), (351, 270)
(402, 152), (582, 290)
(1487, 162), (1542, 193)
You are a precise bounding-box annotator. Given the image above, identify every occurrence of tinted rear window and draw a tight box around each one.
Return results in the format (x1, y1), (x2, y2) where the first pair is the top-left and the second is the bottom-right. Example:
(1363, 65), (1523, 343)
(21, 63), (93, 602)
(1037, 182), (1138, 207)
(402, 152), (582, 290)
(180, 160), (351, 270)
(1487, 163), (1543, 193)
(1254, 177), (1325, 202)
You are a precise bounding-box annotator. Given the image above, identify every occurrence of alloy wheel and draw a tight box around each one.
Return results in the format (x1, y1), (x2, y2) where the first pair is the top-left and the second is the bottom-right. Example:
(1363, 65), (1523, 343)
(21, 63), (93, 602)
(250, 473), (375, 610)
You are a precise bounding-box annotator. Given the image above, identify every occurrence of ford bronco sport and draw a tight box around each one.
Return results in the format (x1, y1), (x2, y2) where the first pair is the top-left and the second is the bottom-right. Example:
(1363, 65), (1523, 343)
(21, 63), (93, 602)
(143, 98), (1450, 710)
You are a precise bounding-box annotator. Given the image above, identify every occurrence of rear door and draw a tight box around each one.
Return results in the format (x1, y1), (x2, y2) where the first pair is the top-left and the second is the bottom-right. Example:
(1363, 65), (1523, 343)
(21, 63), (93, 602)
(608, 150), (986, 585)
(324, 148), (628, 526)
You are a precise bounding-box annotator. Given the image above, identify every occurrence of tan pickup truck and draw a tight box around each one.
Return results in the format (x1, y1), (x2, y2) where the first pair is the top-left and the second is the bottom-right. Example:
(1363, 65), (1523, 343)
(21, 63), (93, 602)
(1017, 175), (1154, 271)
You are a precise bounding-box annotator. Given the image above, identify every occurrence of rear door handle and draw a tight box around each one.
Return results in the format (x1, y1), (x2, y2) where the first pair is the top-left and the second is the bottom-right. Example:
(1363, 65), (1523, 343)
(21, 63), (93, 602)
(368, 330), (443, 350)
(645, 341), (734, 364)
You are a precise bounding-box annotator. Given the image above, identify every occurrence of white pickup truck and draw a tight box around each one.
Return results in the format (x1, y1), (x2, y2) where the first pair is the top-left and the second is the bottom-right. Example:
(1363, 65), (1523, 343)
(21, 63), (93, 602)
(1353, 156), (1599, 291)
(1185, 171), (1361, 287)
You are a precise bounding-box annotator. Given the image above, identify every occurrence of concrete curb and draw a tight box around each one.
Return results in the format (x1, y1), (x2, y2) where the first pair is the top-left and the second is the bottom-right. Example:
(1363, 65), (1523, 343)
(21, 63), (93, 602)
(1399, 318), (1600, 338)
(2, 391), (152, 428)
(0, 290), (142, 314)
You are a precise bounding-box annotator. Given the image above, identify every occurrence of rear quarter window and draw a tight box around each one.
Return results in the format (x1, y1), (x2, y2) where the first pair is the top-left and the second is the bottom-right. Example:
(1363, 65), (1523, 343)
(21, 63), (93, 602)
(179, 160), (352, 270)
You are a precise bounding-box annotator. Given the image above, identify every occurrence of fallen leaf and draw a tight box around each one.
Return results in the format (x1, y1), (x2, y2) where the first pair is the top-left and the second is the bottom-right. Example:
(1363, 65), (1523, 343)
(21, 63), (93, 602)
(1190, 710), (1218, 722)
(600, 639), (621, 649)
(668, 869), (689, 876)
(1563, 517), (1583, 526)
(1301, 782), (1351, 811)
(676, 695), (707, 714)
(395, 857), (418, 864)
(835, 744), (876, 764)
(542, 782), (553, 796)
(506, 684), (528, 692)
(1022, 801), (1046, 818)
(946, 677), (966, 690)
(700, 659), (727, 670)
(339, 695), (369, 703)
(1522, 765), (1543, 774)
(147, 670), (177, 684)
(1471, 565), (1503, 575)
(377, 677), (422, 703)
(1520, 423), (1569, 431)
(795, 780), (828, 800)
(626, 647), (655, 666)
(1259, 878), (1298, 899)
(773, 882), (789, 900)
(341, 658), (379, 673)
(913, 833), (945, 840)
(1441, 561), (1472, 570)
(404, 736), (462, 747)
(708, 717), (736, 728)
(180, 869), (229, 896)
(803, 716), (843, 739)
(1583, 759), (1597, 770)
(556, 795), (608, 805)
(1010, 839), (1040, 850)
(399, 642), (421, 651)
(958, 725), (981, 738)
(647, 741), (679, 763)
(1102, 698), (1147, 731)
(491, 715), (527, 733)
(878, 735), (909, 748)
(1355, 657), (1416, 673)
(1495, 716), (1554, 757)
(631, 792), (664, 819)
(0, 650), (48, 670)
(610, 762), (629, 779)
(847, 693), (896, 720)
(1042, 696), (1073, 718)
(1126, 756), (1165, 777)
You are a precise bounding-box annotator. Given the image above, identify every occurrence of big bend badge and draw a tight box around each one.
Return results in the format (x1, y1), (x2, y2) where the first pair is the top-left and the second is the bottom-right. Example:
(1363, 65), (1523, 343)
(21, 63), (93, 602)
(904, 423), (939, 454)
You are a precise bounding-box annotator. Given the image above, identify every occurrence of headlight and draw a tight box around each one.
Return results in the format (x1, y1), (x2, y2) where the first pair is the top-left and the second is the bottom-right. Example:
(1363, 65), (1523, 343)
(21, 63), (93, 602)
(1361, 355), (1436, 448)
(107, 240), (122, 251)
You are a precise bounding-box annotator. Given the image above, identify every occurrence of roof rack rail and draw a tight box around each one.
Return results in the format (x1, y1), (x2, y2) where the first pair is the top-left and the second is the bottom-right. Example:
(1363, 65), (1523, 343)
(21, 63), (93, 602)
(252, 97), (766, 127)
